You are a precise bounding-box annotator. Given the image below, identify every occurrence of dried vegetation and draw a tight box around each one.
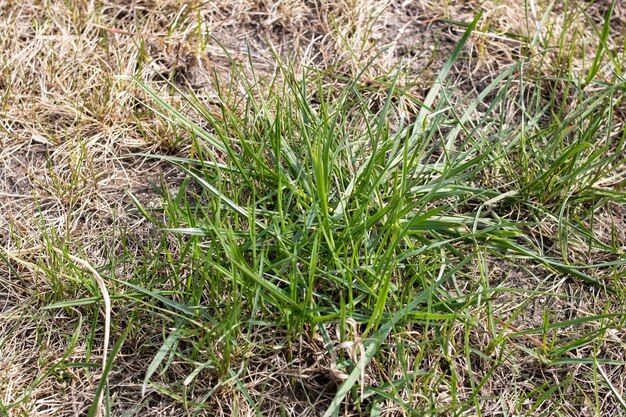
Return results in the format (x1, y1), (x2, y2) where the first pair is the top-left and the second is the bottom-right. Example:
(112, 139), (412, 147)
(1, 0), (625, 416)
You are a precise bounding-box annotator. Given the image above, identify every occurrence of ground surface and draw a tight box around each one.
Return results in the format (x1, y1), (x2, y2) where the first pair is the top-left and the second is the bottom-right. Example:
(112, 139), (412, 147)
(1, 1), (625, 416)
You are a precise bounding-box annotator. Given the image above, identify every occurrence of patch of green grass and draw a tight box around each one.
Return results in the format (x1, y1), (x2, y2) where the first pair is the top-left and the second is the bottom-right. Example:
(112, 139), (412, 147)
(110, 14), (626, 416)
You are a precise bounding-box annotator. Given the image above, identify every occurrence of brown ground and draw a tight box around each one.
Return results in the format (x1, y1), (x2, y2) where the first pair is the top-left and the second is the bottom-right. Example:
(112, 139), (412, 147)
(1, 0), (625, 416)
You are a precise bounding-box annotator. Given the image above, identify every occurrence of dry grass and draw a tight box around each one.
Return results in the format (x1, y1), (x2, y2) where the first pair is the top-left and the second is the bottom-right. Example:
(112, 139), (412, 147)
(1, 0), (625, 416)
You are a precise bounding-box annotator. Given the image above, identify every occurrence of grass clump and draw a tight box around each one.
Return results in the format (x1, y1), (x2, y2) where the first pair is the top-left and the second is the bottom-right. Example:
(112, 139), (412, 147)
(118, 20), (626, 416)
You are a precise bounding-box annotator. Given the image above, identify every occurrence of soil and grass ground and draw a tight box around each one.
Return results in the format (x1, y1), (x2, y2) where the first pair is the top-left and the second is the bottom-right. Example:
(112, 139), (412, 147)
(1, 1), (625, 416)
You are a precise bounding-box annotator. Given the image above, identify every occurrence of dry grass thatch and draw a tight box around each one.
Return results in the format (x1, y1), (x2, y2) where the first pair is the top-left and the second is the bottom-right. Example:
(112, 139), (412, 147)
(1, 0), (625, 415)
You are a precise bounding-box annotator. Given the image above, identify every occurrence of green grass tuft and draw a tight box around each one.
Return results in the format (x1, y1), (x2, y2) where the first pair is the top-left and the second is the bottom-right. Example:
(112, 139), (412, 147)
(121, 17), (626, 414)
